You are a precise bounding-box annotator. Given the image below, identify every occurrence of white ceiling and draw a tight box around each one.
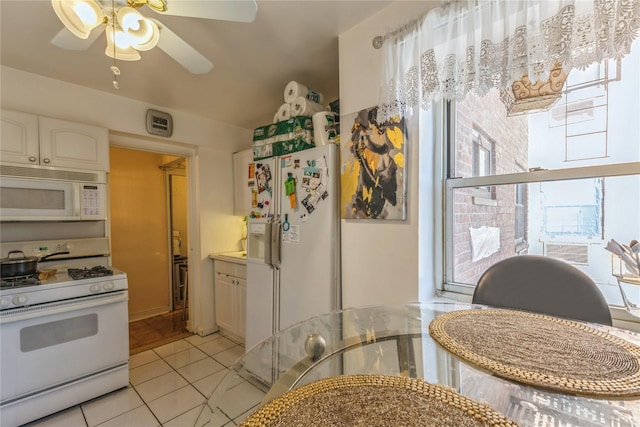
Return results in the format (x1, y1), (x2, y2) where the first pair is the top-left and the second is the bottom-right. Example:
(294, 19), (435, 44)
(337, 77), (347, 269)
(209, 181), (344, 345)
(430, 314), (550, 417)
(0, 0), (394, 130)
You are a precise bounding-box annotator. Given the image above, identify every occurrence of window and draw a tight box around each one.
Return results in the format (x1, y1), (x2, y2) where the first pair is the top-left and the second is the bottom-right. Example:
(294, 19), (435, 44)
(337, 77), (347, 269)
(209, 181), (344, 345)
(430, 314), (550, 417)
(540, 178), (602, 239)
(471, 130), (494, 198)
(440, 42), (640, 311)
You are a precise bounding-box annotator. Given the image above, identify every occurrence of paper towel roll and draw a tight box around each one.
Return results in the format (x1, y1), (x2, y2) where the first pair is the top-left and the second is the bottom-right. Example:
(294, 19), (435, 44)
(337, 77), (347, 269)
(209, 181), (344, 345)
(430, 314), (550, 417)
(284, 81), (324, 104)
(291, 96), (327, 117)
(312, 111), (337, 146)
(276, 103), (291, 121)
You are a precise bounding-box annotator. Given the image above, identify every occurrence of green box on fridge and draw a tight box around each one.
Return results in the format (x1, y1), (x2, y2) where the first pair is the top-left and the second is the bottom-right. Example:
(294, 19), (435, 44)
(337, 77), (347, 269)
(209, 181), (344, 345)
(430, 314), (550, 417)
(252, 116), (315, 160)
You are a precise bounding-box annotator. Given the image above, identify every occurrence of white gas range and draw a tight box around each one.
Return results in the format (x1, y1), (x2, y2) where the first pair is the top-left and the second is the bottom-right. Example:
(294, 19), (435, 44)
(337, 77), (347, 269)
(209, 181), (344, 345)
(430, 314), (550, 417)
(1, 266), (128, 309)
(0, 237), (129, 427)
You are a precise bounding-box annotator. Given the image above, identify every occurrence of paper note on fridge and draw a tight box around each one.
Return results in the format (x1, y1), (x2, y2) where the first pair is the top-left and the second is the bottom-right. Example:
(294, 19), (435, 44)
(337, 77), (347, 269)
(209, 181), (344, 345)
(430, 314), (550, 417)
(282, 225), (300, 244)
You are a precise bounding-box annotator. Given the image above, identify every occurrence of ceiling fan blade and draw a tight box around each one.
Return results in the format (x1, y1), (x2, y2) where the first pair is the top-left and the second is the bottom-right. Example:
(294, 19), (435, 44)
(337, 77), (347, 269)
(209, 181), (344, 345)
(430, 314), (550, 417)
(155, 0), (257, 23)
(156, 24), (213, 74)
(51, 26), (105, 51)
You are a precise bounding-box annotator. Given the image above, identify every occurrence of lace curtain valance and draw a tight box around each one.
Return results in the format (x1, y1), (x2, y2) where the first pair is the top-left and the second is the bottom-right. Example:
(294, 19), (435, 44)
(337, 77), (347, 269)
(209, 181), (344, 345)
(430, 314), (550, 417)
(378, 0), (640, 122)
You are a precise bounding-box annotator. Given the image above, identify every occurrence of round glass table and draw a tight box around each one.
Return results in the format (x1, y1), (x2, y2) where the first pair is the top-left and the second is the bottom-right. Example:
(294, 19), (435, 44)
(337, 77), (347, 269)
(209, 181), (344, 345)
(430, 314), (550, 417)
(194, 302), (640, 426)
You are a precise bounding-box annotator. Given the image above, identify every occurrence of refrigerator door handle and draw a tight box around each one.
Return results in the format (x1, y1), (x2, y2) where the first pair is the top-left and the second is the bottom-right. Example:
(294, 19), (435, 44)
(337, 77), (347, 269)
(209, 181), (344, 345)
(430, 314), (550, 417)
(271, 218), (281, 269)
(263, 221), (273, 269)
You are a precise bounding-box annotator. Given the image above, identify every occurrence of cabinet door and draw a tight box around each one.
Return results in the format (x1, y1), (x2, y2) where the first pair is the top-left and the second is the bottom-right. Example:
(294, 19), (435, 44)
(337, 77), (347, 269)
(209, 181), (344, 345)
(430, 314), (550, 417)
(214, 272), (236, 332)
(236, 277), (247, 339)
(0, 109), (39, 165)
(39, 117), (109, 171)
(233, 148), (253, 216)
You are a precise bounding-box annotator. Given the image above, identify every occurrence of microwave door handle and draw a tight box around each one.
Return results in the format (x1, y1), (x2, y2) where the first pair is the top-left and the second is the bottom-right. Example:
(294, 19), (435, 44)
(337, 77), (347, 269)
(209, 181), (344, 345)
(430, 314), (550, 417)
(73, 184), (81, 218)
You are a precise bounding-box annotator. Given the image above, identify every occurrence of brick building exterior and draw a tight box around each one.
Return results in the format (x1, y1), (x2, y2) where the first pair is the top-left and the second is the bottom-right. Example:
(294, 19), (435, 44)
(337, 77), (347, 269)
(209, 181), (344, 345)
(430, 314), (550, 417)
(453, 90), (530, 285)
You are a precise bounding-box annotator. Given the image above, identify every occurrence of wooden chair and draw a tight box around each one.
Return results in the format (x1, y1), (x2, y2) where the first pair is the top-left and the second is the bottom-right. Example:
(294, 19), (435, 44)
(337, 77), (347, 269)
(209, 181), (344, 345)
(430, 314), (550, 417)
(472, 255), (612, 325)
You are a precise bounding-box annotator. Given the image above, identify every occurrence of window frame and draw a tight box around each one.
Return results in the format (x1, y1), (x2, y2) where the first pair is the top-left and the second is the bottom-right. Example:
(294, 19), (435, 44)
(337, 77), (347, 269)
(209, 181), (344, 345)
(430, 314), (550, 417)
(440, 100), (640, 297)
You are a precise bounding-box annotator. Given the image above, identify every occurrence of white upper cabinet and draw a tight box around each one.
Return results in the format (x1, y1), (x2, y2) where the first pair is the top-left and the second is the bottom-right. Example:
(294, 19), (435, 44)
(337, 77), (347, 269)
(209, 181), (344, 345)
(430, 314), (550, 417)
(233, 148), (253, 216)
(1, 110), (109, 171)
(0, 109), (39, 165)
(38, 116), (109, 171)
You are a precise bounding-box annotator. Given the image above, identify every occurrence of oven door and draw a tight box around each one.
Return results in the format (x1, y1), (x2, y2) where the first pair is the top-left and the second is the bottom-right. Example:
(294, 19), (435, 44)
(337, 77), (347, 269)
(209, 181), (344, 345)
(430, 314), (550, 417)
(0, 291), (129, 402)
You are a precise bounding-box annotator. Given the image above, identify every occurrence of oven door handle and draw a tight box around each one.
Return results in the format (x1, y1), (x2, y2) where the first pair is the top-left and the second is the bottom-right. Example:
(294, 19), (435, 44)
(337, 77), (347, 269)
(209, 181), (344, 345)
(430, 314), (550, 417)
(0, 291), (128, 324)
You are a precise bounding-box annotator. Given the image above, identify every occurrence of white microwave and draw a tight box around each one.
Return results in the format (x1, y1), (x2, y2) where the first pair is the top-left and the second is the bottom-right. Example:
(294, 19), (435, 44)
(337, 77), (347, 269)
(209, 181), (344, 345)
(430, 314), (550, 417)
(0, 165), (107, 221)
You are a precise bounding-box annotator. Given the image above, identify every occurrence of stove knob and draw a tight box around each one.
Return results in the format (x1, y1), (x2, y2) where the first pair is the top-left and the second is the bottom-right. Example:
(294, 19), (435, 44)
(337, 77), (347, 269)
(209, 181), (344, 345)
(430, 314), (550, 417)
(90, 284), (102, 293)
(103, 281), (115, 291)
(12, 294), (28, 306)
(1, 297), (10, 308)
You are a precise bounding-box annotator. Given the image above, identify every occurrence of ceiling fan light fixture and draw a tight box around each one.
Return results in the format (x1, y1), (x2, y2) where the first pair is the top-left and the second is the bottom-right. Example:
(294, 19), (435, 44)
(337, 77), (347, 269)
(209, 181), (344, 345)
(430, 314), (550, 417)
(117, 7), (160, 51)
(127, 0), (167, 13)
(147, 0), (168, 12)
(52, 0), (103, 39)
(105, 24), (141, 61)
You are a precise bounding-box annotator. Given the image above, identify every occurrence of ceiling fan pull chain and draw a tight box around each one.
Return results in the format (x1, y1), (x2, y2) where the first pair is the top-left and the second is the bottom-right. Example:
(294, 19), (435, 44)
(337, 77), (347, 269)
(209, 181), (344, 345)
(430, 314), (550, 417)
(111, 0), (120, 89)
(111, 64), (121, 89)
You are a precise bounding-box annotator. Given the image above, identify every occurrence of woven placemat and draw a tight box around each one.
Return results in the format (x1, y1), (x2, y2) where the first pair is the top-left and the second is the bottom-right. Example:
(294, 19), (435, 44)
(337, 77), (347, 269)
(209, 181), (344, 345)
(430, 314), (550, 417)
(429, 309), (640, 397)
(240, 374), (519, 427)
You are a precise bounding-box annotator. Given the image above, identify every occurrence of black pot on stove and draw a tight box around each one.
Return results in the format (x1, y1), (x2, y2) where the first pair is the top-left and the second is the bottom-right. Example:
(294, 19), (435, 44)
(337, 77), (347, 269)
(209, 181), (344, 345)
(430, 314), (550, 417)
(0, 250), (69, 278)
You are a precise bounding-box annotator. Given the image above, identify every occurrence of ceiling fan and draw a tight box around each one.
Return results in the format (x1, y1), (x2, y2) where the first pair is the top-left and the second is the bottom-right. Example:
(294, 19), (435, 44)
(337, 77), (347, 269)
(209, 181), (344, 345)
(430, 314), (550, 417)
(50, 0), (257, 75)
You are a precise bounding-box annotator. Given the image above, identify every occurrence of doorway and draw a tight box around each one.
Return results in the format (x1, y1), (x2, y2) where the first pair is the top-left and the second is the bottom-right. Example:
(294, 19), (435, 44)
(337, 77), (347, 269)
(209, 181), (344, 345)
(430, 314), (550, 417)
(109, 147), (188, 322)
(162, 159), (189, 312)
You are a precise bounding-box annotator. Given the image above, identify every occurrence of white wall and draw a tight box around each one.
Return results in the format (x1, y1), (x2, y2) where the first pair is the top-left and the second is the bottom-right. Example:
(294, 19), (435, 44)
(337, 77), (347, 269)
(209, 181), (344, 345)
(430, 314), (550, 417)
(192, 146), (248, 335)
(338, 2), (437, 308)
(0, 66), (250, 151)
(1, 65), (253, 335)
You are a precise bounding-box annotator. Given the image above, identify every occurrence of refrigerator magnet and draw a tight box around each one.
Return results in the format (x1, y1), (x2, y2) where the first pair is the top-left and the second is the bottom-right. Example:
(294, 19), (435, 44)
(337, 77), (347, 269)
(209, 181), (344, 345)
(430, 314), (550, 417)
(281, 155), (293, 168)
(256, 169), (267, 193)
(285, 173), (297, 209)
(301, 195), (315, 213)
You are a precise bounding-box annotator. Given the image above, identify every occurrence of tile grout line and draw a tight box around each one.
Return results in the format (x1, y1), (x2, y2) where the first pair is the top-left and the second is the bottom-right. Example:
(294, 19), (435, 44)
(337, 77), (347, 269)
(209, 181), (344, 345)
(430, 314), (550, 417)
(131, 336), (244, 426)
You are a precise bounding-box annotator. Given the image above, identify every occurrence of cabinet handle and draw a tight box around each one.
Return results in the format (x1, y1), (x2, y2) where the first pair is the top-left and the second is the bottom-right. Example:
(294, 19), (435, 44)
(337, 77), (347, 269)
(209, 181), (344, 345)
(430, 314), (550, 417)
(28, 156), (37, 162)
(42, 158), (51, 164)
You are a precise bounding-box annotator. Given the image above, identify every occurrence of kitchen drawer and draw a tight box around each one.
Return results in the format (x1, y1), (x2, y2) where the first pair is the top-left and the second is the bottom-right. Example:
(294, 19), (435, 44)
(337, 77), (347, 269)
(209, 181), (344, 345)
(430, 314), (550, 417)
(236, 265), (246, 279)
(215, 260), (246, 278)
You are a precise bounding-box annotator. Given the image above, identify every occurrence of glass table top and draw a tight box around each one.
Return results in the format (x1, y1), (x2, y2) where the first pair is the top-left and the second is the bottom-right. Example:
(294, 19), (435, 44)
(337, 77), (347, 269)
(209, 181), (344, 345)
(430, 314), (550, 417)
(194, 302), (640, 427)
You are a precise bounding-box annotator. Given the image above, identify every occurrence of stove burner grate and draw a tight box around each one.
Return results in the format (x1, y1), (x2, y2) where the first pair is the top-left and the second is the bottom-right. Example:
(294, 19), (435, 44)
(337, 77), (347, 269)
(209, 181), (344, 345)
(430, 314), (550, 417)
(68, 266), (114, 280)
(1, 275), (40, 288)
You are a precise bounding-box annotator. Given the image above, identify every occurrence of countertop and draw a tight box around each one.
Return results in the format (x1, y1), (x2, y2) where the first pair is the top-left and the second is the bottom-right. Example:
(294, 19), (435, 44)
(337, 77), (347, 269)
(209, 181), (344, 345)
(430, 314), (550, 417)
(208, 251), (247, 265)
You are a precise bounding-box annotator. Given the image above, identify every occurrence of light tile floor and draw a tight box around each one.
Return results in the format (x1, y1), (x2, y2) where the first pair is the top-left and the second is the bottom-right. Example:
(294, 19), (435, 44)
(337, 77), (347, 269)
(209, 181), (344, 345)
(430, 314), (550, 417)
(24, 333), (246, 427)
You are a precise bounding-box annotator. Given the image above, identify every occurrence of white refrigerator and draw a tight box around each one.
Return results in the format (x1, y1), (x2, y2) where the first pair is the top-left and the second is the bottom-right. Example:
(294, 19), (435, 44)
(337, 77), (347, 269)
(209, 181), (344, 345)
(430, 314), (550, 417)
(245, 143), (341, 350)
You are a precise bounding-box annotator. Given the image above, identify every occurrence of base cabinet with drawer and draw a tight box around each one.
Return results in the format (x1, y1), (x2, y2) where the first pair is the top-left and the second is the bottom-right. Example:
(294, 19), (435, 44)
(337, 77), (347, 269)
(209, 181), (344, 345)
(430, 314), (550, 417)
(213, 259), (246, 344)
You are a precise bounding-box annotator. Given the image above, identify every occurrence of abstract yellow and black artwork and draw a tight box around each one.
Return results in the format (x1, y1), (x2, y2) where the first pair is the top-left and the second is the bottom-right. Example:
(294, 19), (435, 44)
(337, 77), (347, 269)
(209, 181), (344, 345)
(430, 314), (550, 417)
(340, 106), (407, 220)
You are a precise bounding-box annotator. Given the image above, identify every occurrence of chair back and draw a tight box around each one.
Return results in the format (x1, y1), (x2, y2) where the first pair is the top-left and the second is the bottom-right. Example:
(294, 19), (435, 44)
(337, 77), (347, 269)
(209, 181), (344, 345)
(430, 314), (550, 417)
(472, 255), (612, 325)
